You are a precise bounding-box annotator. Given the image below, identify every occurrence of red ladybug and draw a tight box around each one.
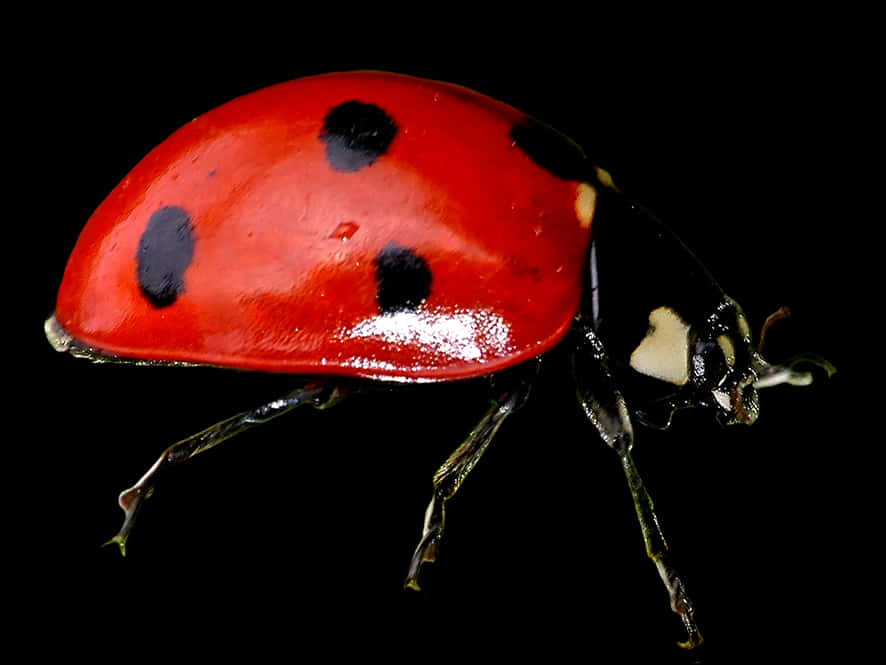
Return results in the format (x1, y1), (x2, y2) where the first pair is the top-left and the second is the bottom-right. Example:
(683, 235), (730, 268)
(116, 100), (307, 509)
(45, 71), (828, 649)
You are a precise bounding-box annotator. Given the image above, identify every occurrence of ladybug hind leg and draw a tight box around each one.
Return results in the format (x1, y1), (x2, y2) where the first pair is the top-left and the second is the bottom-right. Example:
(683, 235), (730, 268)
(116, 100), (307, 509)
(571, 315), (703, 649)
(404, 362), (538, 590)
(106, 380), (347, 555)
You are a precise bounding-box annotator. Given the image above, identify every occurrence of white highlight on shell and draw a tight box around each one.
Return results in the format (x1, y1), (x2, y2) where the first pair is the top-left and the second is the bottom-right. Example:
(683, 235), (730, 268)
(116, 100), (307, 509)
(342, 308), (514, 364)
(630, 306), (692, 386)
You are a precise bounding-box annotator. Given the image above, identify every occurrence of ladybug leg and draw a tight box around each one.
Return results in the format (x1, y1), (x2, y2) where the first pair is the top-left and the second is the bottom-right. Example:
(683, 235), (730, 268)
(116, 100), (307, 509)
(572, 319), (703, 649)
(404, 363), (537, 590)
(106, 380), (347, 555)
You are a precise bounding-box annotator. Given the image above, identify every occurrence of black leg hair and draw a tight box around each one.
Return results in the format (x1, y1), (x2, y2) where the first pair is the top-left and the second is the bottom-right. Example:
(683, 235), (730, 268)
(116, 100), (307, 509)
(572, 314), (703, 649)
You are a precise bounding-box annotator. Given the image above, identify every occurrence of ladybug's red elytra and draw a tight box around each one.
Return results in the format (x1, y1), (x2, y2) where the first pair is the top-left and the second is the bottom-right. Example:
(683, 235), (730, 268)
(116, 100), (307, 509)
(45, 71), (831, 649)
(50, 72), (592, 381)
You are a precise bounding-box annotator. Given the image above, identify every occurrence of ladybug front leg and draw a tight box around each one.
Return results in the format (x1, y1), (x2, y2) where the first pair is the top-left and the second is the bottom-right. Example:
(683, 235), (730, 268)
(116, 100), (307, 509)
(106, 380), (347, 555)
(572, 319), (703, 649)
(404, 363), (537, 590)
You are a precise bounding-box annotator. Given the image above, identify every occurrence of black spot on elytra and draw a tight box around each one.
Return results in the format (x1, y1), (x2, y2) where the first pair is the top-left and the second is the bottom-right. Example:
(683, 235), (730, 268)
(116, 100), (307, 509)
(374, 243), (432, 314)
(320, 101), (398, 172)
(510, 118), (589, 181)
(136, 206), (195, 308)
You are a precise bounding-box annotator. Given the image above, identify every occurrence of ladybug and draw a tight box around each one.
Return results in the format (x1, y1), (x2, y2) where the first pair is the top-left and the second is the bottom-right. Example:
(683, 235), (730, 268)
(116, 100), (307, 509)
(44, 71), (830, 648)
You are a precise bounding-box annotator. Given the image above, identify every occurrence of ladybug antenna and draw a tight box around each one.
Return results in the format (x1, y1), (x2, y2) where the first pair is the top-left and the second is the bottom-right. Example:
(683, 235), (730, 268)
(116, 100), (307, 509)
(752, 306), (836, 390)
(757, 305), (792, 352)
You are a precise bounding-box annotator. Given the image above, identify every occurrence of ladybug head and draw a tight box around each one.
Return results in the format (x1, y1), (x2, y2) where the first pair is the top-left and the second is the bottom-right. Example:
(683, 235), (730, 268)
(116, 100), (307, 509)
(629, 299), (832, 427)
(696, 303), (835, 426)
(626, 298), (754, 426)
(686, 299), (770, 426)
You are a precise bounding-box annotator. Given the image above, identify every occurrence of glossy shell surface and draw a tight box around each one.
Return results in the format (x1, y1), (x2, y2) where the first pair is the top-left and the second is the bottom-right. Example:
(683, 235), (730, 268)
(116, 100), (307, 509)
(54, 72), (594, 381)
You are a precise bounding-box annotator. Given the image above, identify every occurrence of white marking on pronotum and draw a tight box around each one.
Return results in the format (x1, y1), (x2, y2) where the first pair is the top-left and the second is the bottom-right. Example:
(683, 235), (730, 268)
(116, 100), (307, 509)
(630, 306), (692, 385)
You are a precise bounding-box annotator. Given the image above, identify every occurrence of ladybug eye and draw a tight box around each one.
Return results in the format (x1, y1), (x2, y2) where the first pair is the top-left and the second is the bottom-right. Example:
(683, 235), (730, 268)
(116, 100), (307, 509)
(691, 334), (729, 387)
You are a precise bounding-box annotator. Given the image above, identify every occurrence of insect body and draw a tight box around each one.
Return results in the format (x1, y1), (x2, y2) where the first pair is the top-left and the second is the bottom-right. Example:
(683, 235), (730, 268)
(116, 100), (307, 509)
(45, 71), (828, 648)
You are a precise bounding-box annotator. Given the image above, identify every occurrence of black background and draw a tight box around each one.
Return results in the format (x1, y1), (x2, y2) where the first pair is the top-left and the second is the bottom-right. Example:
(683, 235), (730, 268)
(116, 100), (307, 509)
(14, 13), (860, 663)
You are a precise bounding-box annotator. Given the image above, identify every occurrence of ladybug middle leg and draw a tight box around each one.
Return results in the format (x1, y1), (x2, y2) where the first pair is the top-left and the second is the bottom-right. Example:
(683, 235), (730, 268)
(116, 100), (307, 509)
(571, 315), (703, 649)
(106, 380), (347, 555)
(404, 361), (539, 590)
